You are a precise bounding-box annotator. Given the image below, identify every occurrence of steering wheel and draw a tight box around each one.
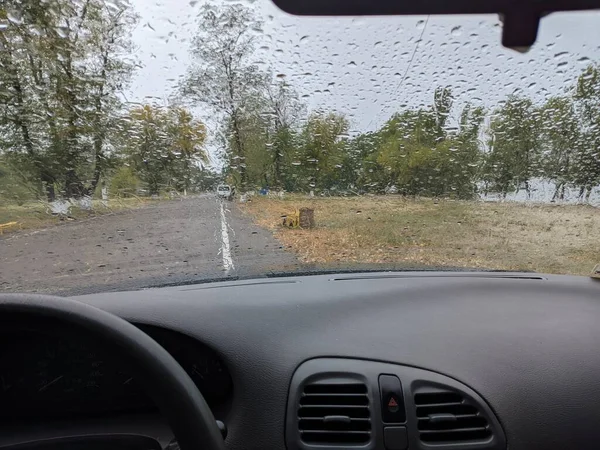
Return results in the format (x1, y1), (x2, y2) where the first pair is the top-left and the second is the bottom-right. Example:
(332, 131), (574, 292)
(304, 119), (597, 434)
(0, 294), (226, 450)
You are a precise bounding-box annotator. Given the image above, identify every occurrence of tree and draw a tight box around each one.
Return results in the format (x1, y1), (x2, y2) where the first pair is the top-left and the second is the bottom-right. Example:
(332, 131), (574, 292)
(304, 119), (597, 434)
(167, 107), (209, 191)
(453, 104), (485, 198)
(81, 1), (137, 197)
(573, 64), (600, 201)
(433, 86), (454, 140)
(295, 112), (349, 192)
(371, 88), (481, 199)
(225, 77), (305, 191)
(179, 3), (265, 189)
(377, 109), (437, 168)
(110, 166), (139, 197)
(376, 120), (479, 198)
(189, 167), (221, 192)
(233, 94), (270, 189)
(483, 96), (541, 198)
(0, 0), (137, 201)
(348, 132), (383, 193)
(457, 104), (485, 147)
(119, 105), (207, 195)
(376, 125), (433, 196)
(537, 97), (580, 200)
(0, 157), (39, 205)
(262, 78), (304, 188)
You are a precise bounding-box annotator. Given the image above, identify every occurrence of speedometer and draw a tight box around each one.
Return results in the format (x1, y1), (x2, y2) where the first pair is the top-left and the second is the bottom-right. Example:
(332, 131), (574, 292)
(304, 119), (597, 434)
(137, 325), (233, 402)
(0, 330), (147, 418)
(0, 326), (232, 419)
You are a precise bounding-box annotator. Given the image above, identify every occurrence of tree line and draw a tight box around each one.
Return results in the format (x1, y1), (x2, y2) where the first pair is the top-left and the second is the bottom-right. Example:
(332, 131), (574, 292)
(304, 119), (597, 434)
(0, 0), (211, 202)
(178, 3), (600, 201)
(1, 1), (599, 205)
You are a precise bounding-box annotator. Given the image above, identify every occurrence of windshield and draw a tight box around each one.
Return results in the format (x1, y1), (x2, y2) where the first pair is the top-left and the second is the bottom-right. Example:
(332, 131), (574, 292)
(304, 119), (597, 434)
(1, 1), (599, 295)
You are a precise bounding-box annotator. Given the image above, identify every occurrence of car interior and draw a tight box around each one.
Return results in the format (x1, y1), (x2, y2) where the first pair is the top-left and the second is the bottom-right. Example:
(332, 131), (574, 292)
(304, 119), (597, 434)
(1, 0), (600, 450)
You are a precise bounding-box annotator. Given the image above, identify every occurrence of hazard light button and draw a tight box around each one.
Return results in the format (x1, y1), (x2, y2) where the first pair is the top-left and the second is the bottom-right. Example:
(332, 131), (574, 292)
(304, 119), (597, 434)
(379, 374), (406, 423)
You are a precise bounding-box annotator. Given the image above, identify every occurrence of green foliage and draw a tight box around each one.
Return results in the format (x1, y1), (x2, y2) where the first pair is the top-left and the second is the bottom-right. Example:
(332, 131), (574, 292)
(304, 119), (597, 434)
(296, 112), (349, 191)
(178, 3), (266, 188)
(1, 0), (598, 206)
(482, 96), (541, 196)
(262, 79), (305, 189)
(433, 86), (454, 138)
(109, 166), (139, 198)
(537, 97), (580, 199)
(573, 64), (600, 200)
(0, 160), (39, 205)
(176, 2), (600, 201)
(190, 168), (221, 192)
(0, 0), (137, 200)
(354, 95), (483, 199)
(118, 105), (208, 195)
(213, 70), (597, 201)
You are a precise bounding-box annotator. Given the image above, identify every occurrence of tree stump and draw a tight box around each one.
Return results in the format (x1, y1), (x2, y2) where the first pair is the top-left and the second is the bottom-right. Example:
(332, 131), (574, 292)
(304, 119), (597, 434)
(299, 207), (315, 229)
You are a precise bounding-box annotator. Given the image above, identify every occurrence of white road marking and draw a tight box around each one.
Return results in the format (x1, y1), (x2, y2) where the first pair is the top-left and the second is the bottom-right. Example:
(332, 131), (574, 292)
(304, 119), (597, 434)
(219, 202), (235, 271)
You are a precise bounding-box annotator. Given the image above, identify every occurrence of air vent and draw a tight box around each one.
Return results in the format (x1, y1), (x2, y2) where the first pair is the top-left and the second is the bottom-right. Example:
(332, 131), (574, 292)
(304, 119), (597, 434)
(415, 390), (492, 444)
(298, 382), (371, 445)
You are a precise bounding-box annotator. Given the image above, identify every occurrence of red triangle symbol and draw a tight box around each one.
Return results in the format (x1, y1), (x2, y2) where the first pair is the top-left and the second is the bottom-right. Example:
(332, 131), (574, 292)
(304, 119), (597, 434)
(388, 397), (398, 408)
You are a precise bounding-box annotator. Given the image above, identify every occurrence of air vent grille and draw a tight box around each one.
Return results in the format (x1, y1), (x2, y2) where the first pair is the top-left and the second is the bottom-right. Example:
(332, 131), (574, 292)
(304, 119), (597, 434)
(415, 390), (492, 444)
(298, 382), (371, 445)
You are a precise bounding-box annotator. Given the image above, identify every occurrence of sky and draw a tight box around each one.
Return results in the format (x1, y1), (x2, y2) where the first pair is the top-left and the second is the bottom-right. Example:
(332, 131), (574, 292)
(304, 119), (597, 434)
(125, 0), (600, 136)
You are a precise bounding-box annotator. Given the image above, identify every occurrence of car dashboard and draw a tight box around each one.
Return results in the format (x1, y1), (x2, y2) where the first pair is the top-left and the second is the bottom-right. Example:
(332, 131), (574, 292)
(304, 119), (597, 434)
(1, 272), (600, 450)
(0, 325), (232, 420)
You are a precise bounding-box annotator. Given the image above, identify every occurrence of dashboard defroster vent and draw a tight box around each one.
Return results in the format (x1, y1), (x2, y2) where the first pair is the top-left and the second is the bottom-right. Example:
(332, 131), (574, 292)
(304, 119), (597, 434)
(415, 389), (492, 444)
(298, 382), (371, 445)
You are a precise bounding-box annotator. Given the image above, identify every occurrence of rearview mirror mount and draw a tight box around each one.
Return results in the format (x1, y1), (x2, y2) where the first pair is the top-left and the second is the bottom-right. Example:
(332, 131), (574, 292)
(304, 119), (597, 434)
(270, 0), (600, 50)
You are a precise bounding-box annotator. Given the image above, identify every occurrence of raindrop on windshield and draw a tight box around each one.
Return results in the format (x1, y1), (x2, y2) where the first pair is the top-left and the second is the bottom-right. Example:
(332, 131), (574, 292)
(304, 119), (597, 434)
(55, 27), (68, 38)
(7, 10), (23, 25)
(450, 26), (462, 36)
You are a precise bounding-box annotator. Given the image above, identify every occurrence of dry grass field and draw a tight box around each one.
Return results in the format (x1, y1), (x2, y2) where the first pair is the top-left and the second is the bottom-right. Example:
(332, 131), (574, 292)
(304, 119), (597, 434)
(0, 197), (155, 235)
(240, 195), (600, 275)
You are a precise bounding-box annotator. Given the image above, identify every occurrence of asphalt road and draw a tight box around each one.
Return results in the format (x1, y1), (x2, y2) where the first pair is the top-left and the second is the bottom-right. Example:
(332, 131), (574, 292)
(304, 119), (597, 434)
(0, 195), (300, 296)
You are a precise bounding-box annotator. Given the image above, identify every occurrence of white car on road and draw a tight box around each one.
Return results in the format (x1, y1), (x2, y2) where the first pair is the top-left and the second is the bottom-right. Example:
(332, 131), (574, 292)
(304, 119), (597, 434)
(216, 184), (233, 200)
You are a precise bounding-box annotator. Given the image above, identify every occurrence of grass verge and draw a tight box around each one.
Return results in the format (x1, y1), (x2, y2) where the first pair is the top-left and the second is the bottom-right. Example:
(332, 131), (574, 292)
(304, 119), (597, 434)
(0, 197), (156, 235)
(239, 195), (600, 276)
